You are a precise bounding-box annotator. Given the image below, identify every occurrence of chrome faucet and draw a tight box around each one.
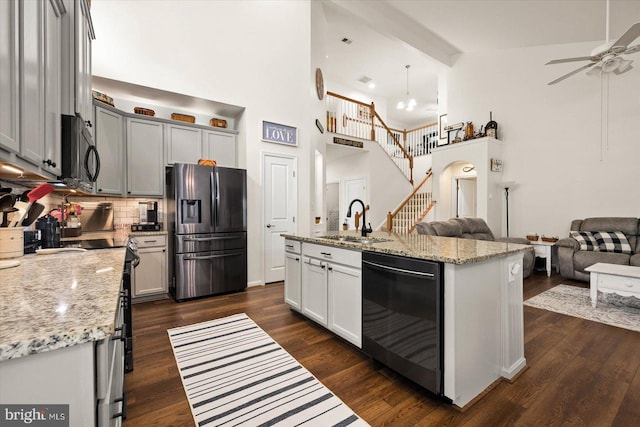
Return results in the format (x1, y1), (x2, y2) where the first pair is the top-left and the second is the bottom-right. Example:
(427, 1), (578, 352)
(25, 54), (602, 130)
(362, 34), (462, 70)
(346, 199), (372, 237)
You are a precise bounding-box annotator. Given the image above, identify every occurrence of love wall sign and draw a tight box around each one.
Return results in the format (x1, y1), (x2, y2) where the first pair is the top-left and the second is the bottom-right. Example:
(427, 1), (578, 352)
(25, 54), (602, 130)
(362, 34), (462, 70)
(262, 121), (297, 147)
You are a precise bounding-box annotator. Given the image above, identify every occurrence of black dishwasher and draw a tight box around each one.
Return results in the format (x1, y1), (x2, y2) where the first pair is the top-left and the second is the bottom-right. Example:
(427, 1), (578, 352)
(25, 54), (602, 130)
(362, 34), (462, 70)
(362, 251), (444, 395)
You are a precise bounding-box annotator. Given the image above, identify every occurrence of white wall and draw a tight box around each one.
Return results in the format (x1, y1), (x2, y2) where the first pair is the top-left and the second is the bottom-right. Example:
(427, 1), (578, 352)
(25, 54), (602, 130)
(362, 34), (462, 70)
(91, 0), (312, 286)
(326, 140), (412, 230)
(447, 41), (640, 238)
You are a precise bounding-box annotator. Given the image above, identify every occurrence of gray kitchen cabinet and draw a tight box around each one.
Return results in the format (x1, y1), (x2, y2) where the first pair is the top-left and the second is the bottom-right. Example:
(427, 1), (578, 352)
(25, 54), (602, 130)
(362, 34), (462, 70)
(43, 0), (64, 176)
(19, 0), (46, 167)
(165, 123), (202, 165)
(95, 105), (124, 195)
(0, 1), (20, 153)
(127, 118), (164, 196)
(61, 0), (94, 134)
(202, 129), (236, 167)
(132, 235), (167, 300)
(0, 0), (63, 176)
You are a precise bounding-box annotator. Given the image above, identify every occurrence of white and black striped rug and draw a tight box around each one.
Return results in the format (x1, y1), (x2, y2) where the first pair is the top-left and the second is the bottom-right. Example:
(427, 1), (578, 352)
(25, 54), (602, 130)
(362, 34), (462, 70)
(168, 313), (369, 427)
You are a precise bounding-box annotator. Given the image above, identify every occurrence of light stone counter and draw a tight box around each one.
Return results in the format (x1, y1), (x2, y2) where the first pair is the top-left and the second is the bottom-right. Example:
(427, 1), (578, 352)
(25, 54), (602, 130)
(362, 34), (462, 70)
(282, 230), (529, 264)
(0, 248), (126, 361)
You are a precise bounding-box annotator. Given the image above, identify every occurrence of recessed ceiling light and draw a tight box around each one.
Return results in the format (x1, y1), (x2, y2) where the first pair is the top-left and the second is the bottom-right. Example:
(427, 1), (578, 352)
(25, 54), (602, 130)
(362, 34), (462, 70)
(368, 83), (376, 89)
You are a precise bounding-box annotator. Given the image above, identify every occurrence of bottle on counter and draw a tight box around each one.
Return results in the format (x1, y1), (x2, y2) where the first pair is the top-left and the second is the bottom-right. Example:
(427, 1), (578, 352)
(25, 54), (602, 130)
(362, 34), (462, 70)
(485, 111), (498, 139)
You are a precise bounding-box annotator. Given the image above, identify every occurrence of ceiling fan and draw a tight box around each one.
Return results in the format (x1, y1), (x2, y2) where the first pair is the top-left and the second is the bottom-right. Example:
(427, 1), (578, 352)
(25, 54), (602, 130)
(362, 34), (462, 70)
(546, 17), (640, 85)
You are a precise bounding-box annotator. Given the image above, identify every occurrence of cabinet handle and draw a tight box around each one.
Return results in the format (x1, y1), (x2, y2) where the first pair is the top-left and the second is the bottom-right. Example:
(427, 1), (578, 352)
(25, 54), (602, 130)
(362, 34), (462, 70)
(320, 251), (332, 256)
(286, 244), (294, 249)
(328, 266), (333, 271)
(321, 264), (326, 269)
(143, 240), (157, 244)
(295, 257), (299, 261)
(98, 188), (102, 192)
(85, 120), (93, 128)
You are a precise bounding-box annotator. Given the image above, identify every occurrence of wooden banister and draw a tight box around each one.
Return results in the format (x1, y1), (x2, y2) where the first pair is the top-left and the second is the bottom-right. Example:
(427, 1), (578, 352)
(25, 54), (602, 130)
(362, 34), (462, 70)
(405, 121), (438, 134)
(326, 91), (370, 107)
(354, 204), (370, 229)
(386, 170), (433, 231)
(374, 112), (411, 160)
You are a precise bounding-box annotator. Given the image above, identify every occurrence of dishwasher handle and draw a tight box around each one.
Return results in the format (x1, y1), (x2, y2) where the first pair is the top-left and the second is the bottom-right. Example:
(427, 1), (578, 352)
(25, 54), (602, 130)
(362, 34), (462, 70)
(362, 260), (435, 278)
(184, 253), (241, 261)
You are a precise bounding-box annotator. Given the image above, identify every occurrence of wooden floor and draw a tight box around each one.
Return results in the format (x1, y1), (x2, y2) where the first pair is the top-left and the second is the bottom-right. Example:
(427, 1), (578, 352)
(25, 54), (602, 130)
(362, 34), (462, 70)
(124, 271), (640, 426)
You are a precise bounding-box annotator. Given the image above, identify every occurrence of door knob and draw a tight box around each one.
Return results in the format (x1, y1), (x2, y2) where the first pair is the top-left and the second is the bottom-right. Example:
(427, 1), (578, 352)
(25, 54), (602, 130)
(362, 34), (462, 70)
(266, 224), (274, 228)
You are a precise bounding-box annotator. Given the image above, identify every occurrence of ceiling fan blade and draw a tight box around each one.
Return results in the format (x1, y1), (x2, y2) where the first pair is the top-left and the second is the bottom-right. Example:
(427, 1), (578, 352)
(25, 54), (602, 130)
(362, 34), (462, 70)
(545, 56), (595, 65)
(624, 44), (640, 55)
(610, 22), (640, 52)
(547, 62), (598, 85)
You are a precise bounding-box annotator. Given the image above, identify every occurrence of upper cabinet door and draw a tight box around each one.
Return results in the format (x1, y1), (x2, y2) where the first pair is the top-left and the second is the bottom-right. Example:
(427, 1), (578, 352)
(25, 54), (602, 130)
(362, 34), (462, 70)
(203, 130), (236, 167)
(127, 117), (164, 196)
(95, 106), (124, 195)
(0, 0), (19, 153)
(43, 0), (65, 176)
(165, 123), (202, 165)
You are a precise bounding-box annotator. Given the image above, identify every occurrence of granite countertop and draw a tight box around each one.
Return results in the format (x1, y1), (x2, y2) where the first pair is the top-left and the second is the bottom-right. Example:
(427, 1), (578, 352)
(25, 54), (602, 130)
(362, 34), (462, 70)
(282, 231), (529, 264)
(0, 248), (126, 361)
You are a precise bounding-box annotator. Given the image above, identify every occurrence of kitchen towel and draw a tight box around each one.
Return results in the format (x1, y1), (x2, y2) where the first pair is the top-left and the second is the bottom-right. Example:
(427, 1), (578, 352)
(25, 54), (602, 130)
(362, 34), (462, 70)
(168, 313), (369, 427)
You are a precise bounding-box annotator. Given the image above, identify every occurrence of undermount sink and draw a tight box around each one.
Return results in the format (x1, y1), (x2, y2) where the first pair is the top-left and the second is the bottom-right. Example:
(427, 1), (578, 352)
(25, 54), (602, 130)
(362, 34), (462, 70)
(319, 235), (392, 244)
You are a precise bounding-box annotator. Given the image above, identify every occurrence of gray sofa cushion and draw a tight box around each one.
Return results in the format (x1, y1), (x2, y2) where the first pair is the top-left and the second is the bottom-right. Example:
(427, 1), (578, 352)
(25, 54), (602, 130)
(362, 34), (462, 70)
(430, 220), (462, 237)
(631, 254), (640, 267)
(573, 251), (630, 274)
(579, 217), (638, 254)
(451, 218), (495, 241)
(414, 222), (436, 235)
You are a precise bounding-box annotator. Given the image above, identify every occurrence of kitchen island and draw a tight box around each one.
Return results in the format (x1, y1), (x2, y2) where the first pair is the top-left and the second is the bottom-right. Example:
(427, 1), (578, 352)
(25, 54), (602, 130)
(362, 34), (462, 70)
(282, 230), (528, 409)
(0, 248), (126, 426)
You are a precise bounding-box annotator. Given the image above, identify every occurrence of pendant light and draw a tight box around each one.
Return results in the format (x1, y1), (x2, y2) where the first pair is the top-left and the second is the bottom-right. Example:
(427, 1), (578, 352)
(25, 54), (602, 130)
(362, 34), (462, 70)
(396, 65), (416, 111)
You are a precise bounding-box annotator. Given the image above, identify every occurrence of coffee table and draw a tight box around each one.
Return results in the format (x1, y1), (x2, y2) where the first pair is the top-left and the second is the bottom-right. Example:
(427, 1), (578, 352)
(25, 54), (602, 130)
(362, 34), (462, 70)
(585, 263), (640, 308)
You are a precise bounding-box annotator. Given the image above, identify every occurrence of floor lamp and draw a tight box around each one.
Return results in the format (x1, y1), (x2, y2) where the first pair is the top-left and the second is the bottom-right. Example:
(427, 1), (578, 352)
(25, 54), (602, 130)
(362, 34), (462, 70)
(499, 181), (516, 237)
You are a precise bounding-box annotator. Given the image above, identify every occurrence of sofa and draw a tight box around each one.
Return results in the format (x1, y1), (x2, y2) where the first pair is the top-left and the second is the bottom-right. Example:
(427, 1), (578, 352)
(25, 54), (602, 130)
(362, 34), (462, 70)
(415, 217), (536, 278)
(556, 217), (640, 282)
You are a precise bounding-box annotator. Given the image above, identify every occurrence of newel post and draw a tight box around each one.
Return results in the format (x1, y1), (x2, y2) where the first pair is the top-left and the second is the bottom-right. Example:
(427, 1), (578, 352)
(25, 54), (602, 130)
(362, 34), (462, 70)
(387, 212), (393, 231)
(370, 102), (376, 141)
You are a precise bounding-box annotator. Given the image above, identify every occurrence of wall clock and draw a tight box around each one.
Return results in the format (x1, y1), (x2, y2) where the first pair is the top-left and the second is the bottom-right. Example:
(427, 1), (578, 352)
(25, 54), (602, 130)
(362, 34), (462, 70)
(315, 68), (324, 100)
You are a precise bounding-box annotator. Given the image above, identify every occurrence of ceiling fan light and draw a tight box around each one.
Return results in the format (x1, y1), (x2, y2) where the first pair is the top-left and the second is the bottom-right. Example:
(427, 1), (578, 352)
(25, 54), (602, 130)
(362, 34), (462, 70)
(586, 65), (602, 77)
(602, 57), (621, 73)
(616, 59), (633, 73)
(397, 101), (405, 110)
(408, 98), (417, 108)
(406, 104), (414, 112)
(614, 62), (633, 75)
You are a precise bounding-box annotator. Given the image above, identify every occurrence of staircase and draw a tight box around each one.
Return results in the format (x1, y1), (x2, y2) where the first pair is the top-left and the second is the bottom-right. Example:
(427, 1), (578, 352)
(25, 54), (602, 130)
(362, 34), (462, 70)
(325, 91), (437, 233)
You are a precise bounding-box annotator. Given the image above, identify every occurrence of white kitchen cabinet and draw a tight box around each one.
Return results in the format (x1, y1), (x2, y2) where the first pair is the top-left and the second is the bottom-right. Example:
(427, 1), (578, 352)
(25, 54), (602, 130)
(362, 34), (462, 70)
(328, 261), (362, 347)
(0, 0), (19, 153)
(165, 123), (203, 165)
(301, 256), (328, 326)
(95, 105), (124, 195)
(202, 129), (236, 167)
(132, 235), (167, 299)
(284, 239), (302, 310)
(127, 118), (164, 196)
(298, 242), (362, 347)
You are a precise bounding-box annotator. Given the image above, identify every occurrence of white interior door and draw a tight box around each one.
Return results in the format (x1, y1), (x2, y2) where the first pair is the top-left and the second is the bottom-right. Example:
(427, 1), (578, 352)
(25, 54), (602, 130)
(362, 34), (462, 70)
(342, 177), (366, 230)
(263, 153), (297, 284)
(457, 177), (477, 218)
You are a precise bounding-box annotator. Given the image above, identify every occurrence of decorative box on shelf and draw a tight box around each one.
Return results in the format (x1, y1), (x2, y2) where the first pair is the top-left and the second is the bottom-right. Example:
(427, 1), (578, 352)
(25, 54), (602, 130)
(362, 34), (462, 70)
(209, 118), (227, 128)
(134, 107), (155, 117)
(92, 90), (114, 107)
(171, 113), (196, 123)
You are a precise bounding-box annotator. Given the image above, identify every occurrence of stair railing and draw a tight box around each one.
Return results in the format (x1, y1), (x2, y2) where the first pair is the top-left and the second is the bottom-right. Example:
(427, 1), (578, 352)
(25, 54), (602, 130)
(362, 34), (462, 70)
(404, 122), (439, 157)
(386, 169), (435, 234)
(326, 91), (413, 184)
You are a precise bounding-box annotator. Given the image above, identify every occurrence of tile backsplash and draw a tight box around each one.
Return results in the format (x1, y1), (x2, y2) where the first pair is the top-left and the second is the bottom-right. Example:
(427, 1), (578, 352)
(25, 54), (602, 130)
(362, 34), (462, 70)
(0, 179), (163, 231)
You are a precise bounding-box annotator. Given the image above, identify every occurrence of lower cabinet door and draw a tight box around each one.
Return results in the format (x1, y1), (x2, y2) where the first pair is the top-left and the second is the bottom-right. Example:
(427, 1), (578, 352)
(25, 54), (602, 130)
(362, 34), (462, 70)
(301, 257), (327, 326)
(284, 252), (301, 310)
(328, 263), (362, 347)
(133, 247), (167, 298)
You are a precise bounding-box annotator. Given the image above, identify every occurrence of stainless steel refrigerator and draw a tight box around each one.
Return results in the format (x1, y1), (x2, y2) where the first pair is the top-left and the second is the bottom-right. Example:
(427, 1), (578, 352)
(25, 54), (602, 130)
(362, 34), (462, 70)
(166, 163), (247, 301)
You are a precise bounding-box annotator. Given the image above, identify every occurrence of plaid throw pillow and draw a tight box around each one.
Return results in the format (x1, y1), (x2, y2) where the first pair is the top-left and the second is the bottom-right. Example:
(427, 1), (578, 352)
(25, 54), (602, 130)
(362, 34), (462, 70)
(593, 231), (633, 254)
(570, 231), (600, 251)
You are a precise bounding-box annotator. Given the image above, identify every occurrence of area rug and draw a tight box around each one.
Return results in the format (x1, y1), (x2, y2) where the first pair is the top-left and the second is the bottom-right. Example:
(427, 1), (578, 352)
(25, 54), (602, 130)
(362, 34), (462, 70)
(168, 313), (369, 427)
(524, 284), (640, 332)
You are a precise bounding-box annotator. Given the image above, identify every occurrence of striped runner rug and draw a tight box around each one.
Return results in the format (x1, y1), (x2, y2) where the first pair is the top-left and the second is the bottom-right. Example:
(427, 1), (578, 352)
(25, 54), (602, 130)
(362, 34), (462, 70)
(168, 313), (369, 427)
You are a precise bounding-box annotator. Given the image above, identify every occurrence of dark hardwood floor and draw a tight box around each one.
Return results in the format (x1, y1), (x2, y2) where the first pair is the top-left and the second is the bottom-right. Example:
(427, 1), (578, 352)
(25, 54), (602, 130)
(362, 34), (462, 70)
(124, 271), (640, 426)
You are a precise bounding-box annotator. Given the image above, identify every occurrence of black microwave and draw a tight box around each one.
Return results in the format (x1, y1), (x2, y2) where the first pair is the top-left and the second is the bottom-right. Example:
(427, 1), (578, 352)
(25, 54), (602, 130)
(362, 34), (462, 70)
(60, 114), (101, 192)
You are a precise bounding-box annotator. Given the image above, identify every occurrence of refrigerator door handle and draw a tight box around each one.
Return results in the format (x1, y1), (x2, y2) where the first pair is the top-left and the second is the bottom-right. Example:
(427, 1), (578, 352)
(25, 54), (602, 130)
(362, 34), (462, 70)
(183, 236), (239, 242)
(184, 253), (241, 261)
(214, 170), (221, 227)
(210, 172), (216, 227)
